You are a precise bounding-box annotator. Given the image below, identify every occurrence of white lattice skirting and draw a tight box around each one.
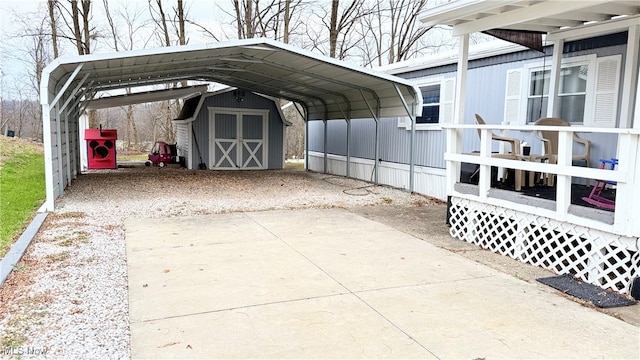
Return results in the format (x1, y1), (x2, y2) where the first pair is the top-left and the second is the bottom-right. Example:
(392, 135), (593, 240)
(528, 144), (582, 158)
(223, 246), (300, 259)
(449, 197), (640, 295)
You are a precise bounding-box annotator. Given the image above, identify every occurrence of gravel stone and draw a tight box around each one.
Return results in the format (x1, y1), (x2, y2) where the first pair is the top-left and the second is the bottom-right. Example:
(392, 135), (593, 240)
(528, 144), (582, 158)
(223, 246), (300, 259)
(1, 166), (435, 359)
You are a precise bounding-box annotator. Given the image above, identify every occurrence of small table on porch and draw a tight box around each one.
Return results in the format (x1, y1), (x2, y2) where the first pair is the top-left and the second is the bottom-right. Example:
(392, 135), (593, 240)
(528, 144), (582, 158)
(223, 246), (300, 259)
(516, 154), (549, 189)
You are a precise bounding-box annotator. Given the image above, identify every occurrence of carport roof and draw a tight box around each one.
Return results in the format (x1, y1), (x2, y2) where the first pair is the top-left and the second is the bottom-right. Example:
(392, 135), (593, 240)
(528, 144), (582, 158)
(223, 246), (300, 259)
(41, 38), (422, 120)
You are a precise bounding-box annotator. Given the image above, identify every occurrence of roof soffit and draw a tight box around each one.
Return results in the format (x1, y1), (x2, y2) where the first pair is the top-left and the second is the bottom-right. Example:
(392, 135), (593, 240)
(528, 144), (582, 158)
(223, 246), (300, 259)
(420, 0), (640, 37)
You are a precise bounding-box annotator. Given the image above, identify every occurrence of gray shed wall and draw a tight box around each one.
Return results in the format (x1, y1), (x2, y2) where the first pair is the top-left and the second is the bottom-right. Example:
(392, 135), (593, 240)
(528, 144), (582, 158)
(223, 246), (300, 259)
(189, 91), (285, 169)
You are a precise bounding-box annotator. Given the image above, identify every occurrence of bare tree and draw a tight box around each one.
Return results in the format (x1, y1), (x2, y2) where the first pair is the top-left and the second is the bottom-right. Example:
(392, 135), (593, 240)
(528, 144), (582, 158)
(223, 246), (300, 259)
(310, 0), (371, 59)
(48, 0), (60, 58)
(147, 0), (194, 143)
(386, 0), (432, 63)
(103, 0), (153, 150)
(229, 0), (306, 41)
(149, 0), (172, 46)
(3, 9), (53, 141)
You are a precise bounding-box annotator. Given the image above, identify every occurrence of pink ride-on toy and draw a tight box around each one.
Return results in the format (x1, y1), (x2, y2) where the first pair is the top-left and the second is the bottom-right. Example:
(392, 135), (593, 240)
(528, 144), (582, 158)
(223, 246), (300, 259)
(581, 158), (617, 210)
(145, 141), (177, 168)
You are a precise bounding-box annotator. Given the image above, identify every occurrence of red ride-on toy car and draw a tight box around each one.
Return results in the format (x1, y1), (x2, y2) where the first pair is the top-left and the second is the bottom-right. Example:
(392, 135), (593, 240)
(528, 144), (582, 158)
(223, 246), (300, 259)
(145, 141), (177, 167)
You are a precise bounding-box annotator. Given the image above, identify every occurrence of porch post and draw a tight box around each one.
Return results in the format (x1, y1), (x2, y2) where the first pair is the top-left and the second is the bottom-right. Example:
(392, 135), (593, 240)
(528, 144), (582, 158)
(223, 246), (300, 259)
(547, 39), (563, 117)
(555, 130), (572, 221)
(447, 34), (469, 194)
(620, 24), (639, 128)
(613, 133), (640, 237)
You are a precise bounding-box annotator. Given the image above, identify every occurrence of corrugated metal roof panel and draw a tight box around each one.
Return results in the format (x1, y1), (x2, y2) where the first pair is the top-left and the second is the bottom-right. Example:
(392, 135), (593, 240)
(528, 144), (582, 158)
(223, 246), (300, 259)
(41, 38), (422, 121)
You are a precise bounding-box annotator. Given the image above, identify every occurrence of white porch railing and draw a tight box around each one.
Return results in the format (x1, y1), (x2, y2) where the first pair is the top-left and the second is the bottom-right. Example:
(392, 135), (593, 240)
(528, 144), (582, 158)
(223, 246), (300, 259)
(444, 124), (640, 294)
(444, 124), (640, 238)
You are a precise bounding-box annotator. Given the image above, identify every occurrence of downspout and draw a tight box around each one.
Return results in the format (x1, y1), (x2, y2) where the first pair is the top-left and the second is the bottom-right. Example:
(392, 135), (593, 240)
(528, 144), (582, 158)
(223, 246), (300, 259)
(394, 84), (416, 193)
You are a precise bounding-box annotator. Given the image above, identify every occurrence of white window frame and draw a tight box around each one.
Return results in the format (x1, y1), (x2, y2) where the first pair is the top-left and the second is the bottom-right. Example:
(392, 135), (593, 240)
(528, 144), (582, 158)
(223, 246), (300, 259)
(398, 76), (454, 131)
(520, 54), (597, 125)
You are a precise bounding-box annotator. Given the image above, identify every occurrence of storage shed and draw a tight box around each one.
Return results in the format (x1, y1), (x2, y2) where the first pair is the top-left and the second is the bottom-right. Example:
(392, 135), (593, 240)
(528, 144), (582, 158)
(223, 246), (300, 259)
(174, 89), (290, 170)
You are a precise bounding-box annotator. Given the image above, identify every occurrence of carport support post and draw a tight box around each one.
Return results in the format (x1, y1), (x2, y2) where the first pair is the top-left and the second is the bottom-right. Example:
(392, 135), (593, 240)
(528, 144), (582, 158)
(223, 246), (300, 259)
(304, 118), (309, 171)
(323, 119), (328, 173)
(41, 102), (55, 212)
(359, 89), (381, 184)
(62, 110), (71, 185)
(55, 104), (64, 197)
(346, 119), (351, 177)
(394, 84), (416, 193)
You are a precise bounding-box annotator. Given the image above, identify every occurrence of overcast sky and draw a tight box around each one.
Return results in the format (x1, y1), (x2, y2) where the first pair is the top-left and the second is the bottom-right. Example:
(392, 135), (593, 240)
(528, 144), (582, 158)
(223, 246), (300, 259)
(0, 0), (236, 99)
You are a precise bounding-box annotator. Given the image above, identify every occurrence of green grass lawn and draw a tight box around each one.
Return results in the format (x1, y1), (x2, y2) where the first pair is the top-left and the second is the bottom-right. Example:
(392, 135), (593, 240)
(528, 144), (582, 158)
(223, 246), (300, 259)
(117, 152), (148, 161)
(0, 140), (45, 257)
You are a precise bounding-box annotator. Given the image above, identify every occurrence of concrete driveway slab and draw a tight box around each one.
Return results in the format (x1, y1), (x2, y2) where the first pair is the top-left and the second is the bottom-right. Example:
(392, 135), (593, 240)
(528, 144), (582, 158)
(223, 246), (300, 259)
(358, 275), (639, 359)
(246, 209), (496, 292)
(130, 294), (436, 359)
(127, 208), (639, 359)
(126, 213), (275, 252)
(126, 216), (347, 322)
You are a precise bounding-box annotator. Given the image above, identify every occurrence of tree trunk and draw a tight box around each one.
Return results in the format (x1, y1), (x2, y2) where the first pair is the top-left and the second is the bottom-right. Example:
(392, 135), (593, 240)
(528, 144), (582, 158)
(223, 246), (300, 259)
(233, 0), (243, 38)
(156, 0), (171, 46)
(329, 0), (339, 58)
(48, 0), (59, 58)
(70, 0), (84, 54)
(283, 0), (290, 43)
(178, 0), (186, 45)
(81, 0), (91, 54)
(245, 0), (253, 38)
(103, 0), (119, 51)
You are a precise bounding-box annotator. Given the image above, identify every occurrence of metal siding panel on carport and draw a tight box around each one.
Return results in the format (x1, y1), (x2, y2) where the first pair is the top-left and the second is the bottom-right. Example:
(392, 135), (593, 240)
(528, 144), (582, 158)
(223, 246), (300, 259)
(307, 121), (325, 153)
(326, 121), (347, 156)
(266, 101), (284, 169)
(349, 119), (376, 160)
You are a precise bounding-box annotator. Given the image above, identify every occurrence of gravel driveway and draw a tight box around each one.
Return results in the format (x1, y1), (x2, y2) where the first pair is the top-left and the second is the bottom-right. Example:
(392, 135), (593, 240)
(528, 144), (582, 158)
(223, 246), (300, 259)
(0, 165), (439, 359)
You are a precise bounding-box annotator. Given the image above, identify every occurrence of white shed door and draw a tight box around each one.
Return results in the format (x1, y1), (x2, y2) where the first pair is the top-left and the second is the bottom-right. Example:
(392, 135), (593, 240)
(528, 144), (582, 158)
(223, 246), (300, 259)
(210, 109), (267, 170)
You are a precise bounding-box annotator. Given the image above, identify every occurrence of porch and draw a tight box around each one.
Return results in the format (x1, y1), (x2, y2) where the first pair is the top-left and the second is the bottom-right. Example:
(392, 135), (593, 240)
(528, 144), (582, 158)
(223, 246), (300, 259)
(445, 123), (640, 295)
(418, 0), (640, 296)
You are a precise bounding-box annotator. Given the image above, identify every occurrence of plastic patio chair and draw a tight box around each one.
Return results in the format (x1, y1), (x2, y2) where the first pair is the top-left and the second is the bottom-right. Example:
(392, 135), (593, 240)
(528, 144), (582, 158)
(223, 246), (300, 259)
(581, 158), (617, 210)
(474, 114), (522, 190)
(533, 118), (591, 186)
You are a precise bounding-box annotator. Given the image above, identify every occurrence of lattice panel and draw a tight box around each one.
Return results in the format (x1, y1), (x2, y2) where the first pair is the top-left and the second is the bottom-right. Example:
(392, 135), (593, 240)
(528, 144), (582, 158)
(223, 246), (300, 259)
(448, 197), (640, 294)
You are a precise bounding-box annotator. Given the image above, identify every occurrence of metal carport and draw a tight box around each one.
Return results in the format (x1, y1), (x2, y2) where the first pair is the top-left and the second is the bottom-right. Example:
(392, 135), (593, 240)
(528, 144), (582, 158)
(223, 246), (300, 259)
(40, 38), (422, 211)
